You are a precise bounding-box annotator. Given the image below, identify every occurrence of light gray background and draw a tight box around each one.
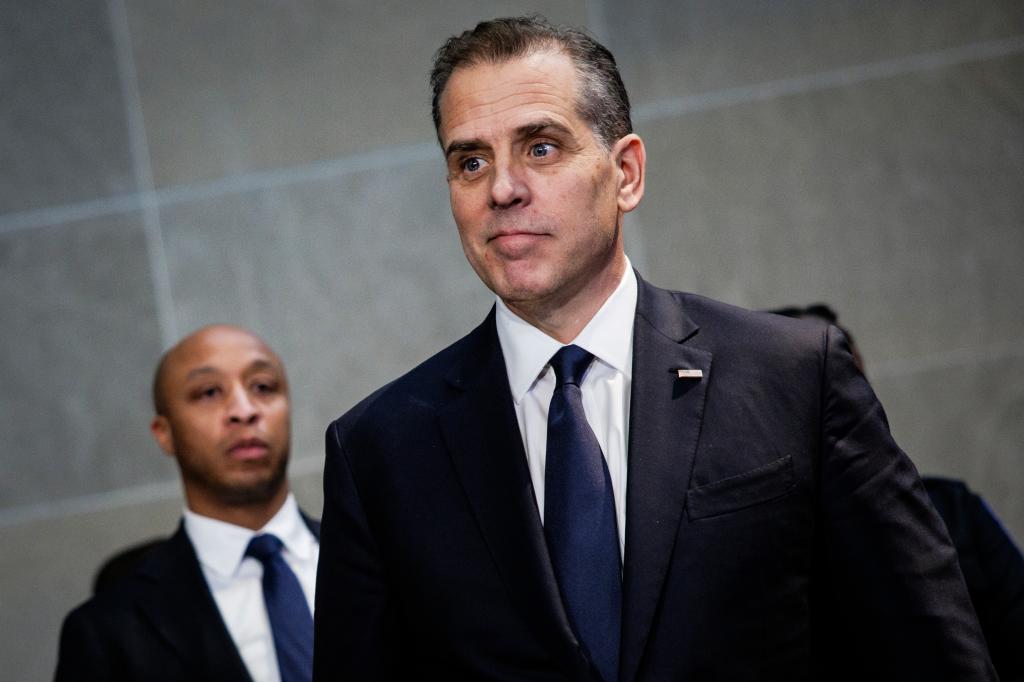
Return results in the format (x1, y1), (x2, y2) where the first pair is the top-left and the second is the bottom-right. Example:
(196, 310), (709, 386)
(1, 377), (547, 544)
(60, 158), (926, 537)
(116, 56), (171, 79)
(2, 1), (1022, 679)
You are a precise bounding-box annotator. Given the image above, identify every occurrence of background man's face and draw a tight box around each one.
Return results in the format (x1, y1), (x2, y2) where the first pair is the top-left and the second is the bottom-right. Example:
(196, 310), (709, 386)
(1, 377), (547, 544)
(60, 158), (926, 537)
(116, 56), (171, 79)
(439, 49), (624, 312)
(153, 327), (291, 508)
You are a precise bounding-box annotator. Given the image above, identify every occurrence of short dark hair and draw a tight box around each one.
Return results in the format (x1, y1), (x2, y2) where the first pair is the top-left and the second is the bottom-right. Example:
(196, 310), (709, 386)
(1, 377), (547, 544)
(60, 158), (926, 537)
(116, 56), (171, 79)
(429, 15), (632, 149)
(770, 303), (840, 327)
(769, 303), (865, 373)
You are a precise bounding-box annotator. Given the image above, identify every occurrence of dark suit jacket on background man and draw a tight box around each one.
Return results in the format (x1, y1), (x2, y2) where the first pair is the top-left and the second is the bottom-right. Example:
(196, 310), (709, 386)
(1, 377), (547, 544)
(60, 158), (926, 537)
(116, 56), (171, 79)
(56, 518), (320, 682)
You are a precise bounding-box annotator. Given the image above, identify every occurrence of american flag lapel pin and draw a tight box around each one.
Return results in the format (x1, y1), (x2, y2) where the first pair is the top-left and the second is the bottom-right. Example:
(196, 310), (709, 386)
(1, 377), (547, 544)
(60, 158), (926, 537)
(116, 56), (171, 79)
(676, 368), (704, 380)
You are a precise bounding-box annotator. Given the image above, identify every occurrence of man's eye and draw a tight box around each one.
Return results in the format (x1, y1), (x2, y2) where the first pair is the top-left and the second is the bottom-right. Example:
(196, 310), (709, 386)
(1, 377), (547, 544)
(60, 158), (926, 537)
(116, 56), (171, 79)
(252, 381), (277, 394)
(462, 157), (486, 173)
(195, 386), (220, 400)
(530, 143), (553, 158)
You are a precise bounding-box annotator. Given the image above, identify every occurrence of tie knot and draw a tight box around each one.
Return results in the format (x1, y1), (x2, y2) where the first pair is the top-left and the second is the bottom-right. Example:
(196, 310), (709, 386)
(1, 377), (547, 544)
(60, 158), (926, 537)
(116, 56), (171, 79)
(245, 533), (284, 562)
(550, 345), (595, 387)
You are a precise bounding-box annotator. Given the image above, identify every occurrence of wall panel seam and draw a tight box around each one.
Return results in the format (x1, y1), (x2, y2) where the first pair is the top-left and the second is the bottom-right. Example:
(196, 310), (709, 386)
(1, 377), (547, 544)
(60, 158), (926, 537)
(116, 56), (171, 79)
(1, 34), (1022, 237)
(107, 0), (178, 348)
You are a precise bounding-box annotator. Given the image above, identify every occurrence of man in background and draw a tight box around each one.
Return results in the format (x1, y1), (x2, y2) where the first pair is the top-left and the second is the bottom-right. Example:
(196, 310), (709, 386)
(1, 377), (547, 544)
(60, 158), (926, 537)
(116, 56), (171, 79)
(57, 325), (317, 682)
(773, 303), (1024, 681)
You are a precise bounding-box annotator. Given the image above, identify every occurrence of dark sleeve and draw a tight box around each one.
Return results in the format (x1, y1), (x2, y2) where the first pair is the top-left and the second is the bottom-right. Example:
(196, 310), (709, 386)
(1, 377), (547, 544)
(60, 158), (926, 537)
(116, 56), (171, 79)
(974, 496), (1024, 681)
(815, 325), (996, 680)
(54, 605), (111, 682)
(944, 483), (1024, 681)
(313, 419), (401, 680)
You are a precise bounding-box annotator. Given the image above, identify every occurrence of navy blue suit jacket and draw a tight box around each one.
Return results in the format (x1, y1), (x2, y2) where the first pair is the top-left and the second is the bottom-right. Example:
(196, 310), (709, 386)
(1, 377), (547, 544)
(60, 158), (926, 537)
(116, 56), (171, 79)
(314, 275), (993, 680)
(56, 515), (320, 682)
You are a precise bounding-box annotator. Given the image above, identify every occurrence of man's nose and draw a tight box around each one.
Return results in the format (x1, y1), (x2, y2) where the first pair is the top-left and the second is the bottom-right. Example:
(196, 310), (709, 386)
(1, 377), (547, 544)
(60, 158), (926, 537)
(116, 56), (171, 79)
(226, 385), (259, 425)
(488, 158), (530, 209)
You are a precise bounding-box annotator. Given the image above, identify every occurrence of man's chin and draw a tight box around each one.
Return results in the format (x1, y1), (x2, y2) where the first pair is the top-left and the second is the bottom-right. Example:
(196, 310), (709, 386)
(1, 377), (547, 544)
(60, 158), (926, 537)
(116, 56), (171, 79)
(209, 463), (288, 507)
(217, 478), (285, 506)
(491, 274), (558, 306)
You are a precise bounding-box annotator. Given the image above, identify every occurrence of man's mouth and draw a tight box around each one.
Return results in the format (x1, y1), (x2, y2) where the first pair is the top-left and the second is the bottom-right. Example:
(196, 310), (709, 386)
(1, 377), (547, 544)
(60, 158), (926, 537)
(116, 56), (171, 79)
(228, 437), (269, 460)
(489, 230), (547, 253)
(490, 228), (542, 241)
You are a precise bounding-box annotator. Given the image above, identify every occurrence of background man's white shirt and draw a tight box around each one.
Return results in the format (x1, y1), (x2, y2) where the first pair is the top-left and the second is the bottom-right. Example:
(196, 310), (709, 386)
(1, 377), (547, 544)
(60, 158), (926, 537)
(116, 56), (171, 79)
(184, 493), (318, 682)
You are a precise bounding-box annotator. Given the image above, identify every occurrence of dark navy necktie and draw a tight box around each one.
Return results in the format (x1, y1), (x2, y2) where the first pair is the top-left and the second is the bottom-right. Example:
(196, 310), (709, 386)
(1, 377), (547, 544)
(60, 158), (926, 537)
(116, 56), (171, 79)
(245, 534), (313, 682)
(544, 345), (622, 682)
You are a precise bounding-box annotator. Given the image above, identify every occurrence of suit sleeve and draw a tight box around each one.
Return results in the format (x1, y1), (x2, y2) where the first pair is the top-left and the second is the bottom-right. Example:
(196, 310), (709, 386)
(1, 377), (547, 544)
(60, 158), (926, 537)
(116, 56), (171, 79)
(313, 419), (402, 680)
(816, 325), (996, 679)
(966, 489), (1024, 680)
(54, 605), (111, 682)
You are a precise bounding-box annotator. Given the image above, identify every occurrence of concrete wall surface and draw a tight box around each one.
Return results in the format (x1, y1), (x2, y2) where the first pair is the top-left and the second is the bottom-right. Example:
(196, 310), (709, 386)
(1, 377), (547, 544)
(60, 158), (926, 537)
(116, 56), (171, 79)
(2, 1), (1022, 679)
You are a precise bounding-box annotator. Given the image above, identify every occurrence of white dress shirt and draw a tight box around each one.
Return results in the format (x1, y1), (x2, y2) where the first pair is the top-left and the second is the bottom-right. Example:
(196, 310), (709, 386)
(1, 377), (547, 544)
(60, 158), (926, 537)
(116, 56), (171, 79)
(495, 259), (637, 554)
(183, 493), (319, 682)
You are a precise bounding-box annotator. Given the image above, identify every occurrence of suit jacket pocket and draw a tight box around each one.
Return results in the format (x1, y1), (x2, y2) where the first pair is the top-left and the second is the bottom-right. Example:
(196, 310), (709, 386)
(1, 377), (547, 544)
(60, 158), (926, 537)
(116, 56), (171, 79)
(686, 455), (794, 520)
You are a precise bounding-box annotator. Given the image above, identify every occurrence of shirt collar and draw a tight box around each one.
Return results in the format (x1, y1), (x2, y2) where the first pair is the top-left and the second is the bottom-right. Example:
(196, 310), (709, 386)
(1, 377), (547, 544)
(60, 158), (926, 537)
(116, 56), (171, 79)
(183, 493), (316, 578)
(496, 258), (638, 404)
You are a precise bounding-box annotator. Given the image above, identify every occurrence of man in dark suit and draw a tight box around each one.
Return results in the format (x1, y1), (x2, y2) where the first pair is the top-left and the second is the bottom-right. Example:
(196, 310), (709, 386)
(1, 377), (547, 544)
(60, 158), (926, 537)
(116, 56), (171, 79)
(771, 303), (1024, 681)
(313, 16), (994, 681)
(57, 325), (318, 682)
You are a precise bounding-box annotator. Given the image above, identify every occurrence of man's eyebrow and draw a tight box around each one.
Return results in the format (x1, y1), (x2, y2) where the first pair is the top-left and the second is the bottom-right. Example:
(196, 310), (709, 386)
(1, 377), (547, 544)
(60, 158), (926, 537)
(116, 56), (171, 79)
(514, 119), (572, 140)
(246, 358), (280, 374)
(184, 366), (219, 381)
(444, 139), (486, 159)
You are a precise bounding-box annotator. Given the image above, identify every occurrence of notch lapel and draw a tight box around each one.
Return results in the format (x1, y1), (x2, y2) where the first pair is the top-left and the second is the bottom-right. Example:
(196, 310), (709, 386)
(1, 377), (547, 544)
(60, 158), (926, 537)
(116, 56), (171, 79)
(135, 526), (253, 681)
(437, 313), (595, 681)
(620, 278), (711, 682)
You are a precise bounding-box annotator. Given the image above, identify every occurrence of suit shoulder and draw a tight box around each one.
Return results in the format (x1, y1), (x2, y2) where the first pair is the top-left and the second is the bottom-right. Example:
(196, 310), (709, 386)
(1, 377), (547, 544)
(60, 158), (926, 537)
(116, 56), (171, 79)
(329, 311), (494, 437)
(60, 552), (153, 630)
(670, 289), (831, 356)
(634, 282), (855, 396)
(61, 535), (174, 630)
(61, 588), (124, 638)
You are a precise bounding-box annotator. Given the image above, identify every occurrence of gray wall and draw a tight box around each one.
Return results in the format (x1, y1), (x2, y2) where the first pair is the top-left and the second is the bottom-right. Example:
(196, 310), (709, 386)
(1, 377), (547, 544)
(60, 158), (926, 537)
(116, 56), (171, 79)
(2, 1), (1022, 679)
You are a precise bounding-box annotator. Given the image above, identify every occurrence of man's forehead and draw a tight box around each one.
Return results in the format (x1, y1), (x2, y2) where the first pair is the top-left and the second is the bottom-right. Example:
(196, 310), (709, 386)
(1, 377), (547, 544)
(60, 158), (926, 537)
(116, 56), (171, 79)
(440, 49), (580, 141)
(167, 327), (280, 379)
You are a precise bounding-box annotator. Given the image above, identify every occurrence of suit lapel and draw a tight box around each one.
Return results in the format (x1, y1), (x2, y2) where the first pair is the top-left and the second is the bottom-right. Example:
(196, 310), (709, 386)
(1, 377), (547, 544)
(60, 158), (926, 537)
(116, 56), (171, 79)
(620, 277), (711, 682)
(135, 525), (253, 681)
(438, 311), (595, 680)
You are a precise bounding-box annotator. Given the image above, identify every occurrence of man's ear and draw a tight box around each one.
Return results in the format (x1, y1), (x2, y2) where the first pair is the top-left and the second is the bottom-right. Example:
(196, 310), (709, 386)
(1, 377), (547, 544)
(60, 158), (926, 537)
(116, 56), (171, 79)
(612, 133), (646, 213)
(150, 415), (175, 457)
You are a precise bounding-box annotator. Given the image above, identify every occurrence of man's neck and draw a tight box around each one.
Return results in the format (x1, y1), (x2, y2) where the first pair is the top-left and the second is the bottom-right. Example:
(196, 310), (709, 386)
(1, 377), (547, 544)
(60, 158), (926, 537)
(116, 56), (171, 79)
(185, 484), (290, 531)
(504, 254), (627, 344)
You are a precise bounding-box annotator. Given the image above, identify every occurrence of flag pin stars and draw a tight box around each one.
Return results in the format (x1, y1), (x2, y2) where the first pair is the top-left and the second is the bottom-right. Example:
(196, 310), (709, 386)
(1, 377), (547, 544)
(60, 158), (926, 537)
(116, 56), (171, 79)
(676, 368), (703, 380)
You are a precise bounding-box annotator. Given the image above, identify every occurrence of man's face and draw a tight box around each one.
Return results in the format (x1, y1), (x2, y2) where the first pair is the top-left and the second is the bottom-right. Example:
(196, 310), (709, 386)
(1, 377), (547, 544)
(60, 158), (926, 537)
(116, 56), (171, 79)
(439, 49), (638, 317)
(151, 327), (291, 511)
